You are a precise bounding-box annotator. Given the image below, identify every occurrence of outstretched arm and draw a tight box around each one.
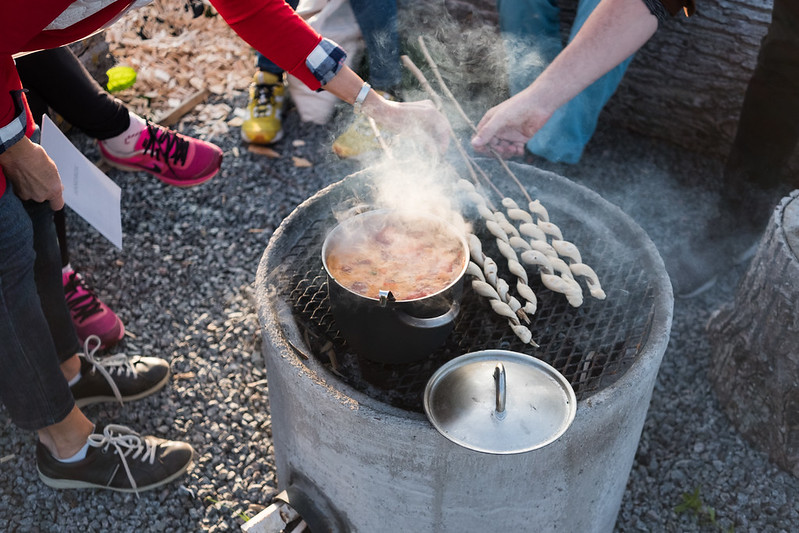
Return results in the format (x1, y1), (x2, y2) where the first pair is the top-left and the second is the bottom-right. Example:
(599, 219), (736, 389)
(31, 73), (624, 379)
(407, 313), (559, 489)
(471, 0), (658, 158)
(212, 0), (450, 152)
(321, 66), (451, 154)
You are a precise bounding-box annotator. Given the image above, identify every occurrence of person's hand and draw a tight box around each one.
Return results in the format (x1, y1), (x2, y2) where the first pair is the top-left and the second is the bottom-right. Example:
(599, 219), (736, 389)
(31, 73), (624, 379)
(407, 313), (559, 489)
(0, 137), (64, 210)
(470, 92), (553, 159)
(365, 97), (451, 154)
(320, 66), (449, 153)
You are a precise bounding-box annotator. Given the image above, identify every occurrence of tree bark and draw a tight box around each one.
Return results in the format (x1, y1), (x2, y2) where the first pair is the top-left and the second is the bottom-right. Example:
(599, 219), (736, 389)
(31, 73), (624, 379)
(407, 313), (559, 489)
(706, 190), (799, 478)
(69, 34), (115, 86)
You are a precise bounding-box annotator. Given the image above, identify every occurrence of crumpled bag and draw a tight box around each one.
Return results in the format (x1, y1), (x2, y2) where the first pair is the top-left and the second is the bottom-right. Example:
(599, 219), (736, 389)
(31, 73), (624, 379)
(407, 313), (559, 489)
(287, 0), (364, 124)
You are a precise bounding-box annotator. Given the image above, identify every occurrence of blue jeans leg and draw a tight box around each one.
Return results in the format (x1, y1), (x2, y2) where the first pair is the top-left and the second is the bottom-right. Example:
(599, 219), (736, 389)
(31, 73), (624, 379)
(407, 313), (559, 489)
(500, 0), (634, 163)
(0, 187), (77, 431)
(349, 0), (402, 92)
(499, 0), (562, 95)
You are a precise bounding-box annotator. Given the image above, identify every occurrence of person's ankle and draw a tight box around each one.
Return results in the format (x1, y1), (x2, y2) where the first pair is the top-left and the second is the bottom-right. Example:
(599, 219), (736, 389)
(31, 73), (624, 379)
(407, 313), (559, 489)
(37, 407), (94, 460)
(60, 354), (81, 384)
(99, 112), (147, 155)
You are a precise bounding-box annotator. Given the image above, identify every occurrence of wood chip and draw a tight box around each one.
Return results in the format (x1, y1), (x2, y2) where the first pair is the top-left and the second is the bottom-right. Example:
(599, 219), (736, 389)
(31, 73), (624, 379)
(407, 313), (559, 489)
(155, 89), (210, 127)
(247, 145), (281, 158)
(104, 0), (255, 126)
(292, 156), (313, 168)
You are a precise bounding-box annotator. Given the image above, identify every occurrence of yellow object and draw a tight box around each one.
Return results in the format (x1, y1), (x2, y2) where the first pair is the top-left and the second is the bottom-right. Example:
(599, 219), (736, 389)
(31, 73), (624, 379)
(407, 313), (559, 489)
(241, 71), (286, 145)
(332, 90), (394, 159)
(105, 66), (137, 93)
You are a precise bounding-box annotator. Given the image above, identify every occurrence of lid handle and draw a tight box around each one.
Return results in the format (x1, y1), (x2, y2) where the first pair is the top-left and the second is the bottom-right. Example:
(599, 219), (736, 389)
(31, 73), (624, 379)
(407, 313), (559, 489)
(494, 363), (507, 419)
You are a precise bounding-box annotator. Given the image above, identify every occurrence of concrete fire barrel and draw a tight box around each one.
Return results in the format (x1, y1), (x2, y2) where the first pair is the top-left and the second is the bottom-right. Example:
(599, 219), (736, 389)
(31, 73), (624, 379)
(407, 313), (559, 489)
(256, 161), (673, 532)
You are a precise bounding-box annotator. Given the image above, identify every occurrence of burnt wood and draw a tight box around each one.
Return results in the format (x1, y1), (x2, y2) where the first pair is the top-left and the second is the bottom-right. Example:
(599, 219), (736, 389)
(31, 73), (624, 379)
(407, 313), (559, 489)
(706, 191), (799, 478)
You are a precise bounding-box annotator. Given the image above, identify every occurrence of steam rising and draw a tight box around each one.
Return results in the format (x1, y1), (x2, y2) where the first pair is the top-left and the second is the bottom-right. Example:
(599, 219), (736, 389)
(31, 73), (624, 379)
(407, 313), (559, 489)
(366, 159), (470, 235)
(327, 5), (517, 236)
(396, 2), (510, 119)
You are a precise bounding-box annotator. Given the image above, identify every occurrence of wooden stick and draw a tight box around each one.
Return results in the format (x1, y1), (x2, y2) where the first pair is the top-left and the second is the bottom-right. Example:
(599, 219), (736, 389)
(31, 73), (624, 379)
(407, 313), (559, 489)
(416, 36), (476, 133)
(400, 54), (480, 186)
(155, 88), (210, 127)
(416, 36), (532, 204)
(400, 55), (444, 110)
(367, 116), (393, 158)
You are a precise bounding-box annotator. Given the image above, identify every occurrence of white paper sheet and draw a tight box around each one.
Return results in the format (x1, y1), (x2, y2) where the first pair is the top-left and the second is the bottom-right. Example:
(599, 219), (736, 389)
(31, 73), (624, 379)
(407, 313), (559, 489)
(40, 114), (123, 249)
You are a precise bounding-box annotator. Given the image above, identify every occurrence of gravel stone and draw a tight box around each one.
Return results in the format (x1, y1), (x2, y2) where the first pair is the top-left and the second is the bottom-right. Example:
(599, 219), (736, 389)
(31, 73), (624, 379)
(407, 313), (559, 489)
(0, 89), (797, 530)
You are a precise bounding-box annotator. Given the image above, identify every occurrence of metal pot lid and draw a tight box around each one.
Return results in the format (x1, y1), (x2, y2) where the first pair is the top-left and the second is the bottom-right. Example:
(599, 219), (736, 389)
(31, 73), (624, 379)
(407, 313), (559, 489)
(423, 350), (577, 454)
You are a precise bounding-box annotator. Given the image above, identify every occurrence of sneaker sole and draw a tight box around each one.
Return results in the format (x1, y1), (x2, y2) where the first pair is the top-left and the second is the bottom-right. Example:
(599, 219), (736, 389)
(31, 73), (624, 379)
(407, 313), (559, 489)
(241, 127), (284, 145)
(74, 369), (171, 408)
(101, 156), (220, 188)
(37, 453), (193, 493)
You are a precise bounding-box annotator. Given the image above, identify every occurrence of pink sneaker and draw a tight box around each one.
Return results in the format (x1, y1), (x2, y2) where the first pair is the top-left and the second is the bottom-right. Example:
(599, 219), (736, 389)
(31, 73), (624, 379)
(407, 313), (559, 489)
(98, 121), (223, 187)
(63, 269), (125, 349)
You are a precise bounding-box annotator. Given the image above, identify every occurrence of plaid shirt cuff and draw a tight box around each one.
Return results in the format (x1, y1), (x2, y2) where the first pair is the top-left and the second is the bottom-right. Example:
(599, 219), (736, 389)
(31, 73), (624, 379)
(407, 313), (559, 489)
(306, 38), (347, 89)
(0, 91), (27, 155)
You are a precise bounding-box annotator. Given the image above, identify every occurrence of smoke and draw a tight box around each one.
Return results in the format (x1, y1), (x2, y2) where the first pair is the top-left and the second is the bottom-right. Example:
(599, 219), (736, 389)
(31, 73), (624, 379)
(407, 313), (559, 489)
(344, 156), (473, 239)
(397, 2), (509, 129)
(324, 3), (518, 235)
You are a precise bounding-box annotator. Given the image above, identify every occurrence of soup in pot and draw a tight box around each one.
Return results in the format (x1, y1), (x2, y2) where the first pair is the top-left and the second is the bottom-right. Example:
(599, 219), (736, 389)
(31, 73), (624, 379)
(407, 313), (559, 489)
(324, 212), (467, 301)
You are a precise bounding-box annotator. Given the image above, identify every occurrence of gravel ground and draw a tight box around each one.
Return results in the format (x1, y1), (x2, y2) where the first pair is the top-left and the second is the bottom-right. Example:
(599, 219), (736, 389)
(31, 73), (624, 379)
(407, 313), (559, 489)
(0, 87), (797, 532)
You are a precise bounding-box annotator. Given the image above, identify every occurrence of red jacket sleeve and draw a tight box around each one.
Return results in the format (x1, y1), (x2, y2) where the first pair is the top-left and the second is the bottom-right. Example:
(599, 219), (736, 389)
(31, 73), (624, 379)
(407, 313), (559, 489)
(1, 0), (131, 140)
(0, 0), (131, 197)
(209, 0), (324, 90)
(0, 55), (21, 131)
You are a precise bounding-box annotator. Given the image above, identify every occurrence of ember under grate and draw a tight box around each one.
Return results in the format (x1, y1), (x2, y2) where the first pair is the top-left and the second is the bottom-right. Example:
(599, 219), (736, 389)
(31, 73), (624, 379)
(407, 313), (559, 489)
(278, 218), (654, 413)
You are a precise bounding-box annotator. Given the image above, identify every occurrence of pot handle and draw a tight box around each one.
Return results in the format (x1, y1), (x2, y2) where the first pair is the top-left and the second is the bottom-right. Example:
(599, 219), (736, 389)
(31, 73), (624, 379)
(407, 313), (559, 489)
(393, 302), (460, 329)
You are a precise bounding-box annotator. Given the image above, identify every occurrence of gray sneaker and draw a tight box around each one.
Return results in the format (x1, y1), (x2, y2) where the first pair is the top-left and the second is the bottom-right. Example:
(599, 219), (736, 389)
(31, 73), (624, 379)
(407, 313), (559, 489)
(36, 424), (194, 496)
(70, 336), (170, 407)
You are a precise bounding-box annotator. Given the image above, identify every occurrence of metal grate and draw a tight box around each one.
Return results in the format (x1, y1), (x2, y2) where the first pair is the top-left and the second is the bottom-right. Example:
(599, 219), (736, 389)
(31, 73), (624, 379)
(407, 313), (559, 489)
(278, 218), (656, 413)
(265, 162), (665, 413)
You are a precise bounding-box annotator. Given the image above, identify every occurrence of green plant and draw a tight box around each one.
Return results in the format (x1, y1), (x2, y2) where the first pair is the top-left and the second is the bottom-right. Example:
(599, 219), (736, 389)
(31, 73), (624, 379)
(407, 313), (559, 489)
(204, 495), (252, 522)
(675, 486), (734, 532)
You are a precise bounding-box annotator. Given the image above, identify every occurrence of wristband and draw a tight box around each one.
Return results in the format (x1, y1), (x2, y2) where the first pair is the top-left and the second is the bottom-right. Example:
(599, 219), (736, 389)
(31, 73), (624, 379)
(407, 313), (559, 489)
(353, 82), (371, 115)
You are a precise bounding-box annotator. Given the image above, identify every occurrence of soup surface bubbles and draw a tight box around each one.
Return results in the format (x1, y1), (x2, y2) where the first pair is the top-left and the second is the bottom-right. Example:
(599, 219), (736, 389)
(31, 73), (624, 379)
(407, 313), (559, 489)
(325, 213), (467, 301)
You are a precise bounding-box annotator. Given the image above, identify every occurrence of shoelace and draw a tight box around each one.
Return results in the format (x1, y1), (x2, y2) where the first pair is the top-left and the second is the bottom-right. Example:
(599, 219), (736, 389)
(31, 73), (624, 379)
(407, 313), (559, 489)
(88, 424), (157, 498)
(141, 121), (190, 166)
(252, 83), (278, 118)
(80, 335), (139, 404)
(63, 271), (103, 322)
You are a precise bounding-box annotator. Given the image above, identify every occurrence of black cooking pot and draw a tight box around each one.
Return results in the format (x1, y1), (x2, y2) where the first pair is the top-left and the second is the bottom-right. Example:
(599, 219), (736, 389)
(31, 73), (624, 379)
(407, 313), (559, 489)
(322, 209), (469, 364)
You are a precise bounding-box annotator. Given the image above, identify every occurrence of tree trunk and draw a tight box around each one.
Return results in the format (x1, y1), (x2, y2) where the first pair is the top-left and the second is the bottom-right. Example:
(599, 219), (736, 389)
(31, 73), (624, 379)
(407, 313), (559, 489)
(706, 190), (799, 478)
(69, 34), (115, 86)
